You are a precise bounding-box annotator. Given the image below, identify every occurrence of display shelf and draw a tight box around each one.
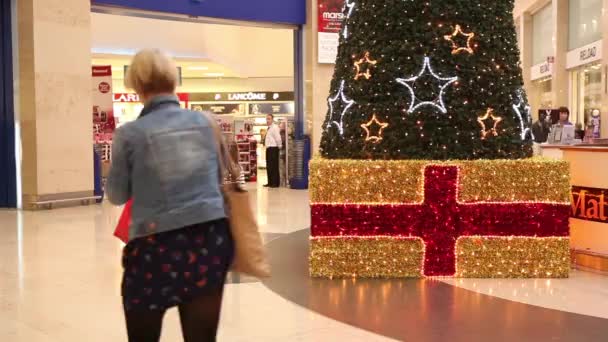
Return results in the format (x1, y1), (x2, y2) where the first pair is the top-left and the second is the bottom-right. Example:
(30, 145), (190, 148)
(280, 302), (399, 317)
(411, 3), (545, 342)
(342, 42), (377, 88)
(235, 133), (258, 182)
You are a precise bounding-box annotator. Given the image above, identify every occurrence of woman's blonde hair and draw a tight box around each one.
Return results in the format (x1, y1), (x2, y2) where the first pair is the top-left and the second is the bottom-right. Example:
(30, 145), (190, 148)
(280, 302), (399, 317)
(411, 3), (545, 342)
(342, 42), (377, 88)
(125, 49), (178, 96)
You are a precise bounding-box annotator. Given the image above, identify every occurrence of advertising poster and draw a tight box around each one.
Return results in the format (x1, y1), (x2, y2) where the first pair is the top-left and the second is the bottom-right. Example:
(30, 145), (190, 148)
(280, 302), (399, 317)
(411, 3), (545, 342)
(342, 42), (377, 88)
(192, 103), (244, 115)
(92, 66), (115, 161)
(318, 0), (346, 64)
(249, 103), (295, 115)
(590, 109), (601, 138)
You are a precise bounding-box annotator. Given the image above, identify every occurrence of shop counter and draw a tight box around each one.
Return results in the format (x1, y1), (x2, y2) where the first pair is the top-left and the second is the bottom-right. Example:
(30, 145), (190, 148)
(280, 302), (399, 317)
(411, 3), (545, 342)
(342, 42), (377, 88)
(540, 144), (608, 273)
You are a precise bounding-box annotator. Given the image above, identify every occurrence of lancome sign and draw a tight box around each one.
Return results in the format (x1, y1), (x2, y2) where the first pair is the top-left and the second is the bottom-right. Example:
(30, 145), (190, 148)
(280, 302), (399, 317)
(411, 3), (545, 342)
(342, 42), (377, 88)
(228, 92), (267, 101)
(189, 92), (295, 102)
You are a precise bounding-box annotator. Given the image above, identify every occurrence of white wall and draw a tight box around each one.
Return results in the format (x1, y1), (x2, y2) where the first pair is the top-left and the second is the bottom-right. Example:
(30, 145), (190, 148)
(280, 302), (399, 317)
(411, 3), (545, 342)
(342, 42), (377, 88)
(90, 13), (294, 79)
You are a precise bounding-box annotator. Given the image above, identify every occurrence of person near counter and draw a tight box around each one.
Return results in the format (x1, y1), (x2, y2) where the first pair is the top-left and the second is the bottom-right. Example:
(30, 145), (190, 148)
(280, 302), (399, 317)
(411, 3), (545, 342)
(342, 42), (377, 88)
(532, 111), (551, 143)
(558, 107), (573, 126)
(264, 114), (282, 188)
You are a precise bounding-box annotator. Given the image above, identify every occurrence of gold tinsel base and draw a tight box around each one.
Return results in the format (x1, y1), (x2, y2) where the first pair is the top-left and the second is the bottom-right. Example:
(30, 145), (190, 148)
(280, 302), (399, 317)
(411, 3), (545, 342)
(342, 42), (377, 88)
(310, 236), (570, 278)
(310, 237), (425, 278)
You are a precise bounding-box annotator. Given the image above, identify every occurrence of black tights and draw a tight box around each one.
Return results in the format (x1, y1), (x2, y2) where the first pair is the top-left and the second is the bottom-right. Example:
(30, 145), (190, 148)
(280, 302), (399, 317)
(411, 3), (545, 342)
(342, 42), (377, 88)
(124, 288), (224, 342)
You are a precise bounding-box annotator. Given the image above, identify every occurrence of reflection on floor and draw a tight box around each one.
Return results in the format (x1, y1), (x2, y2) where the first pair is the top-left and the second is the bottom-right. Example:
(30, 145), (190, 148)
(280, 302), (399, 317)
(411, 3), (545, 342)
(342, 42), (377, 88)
(440, 270), (608, 319)
(0, 183), (607, 341)
(264, 230), (608, 342)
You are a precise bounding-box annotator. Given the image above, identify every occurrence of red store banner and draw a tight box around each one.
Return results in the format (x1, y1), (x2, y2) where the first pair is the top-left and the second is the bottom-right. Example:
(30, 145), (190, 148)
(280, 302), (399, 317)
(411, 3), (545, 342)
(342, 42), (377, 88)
(113, 92), (190, 103)
(318, 0), (347, 64)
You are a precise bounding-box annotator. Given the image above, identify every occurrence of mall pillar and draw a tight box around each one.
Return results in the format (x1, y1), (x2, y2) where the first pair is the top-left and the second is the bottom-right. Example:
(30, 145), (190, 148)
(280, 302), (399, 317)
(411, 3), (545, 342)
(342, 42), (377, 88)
(602, 0), (608, 138)
(551, 0), (569, 109)
(519, 13), (540, 120)
(308, 0), (336, 155)
(17, 0), (93, 209)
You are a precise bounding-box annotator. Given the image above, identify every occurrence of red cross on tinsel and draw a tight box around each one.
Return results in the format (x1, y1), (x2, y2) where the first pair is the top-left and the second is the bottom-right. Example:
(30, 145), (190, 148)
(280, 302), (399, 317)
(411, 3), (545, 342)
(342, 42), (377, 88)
(311, 165), (570, 277)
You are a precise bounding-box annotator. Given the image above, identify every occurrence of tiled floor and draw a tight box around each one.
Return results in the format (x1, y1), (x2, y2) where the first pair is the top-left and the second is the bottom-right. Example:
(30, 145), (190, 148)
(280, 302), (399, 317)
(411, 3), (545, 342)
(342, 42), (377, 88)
(0, 183), (607, 341)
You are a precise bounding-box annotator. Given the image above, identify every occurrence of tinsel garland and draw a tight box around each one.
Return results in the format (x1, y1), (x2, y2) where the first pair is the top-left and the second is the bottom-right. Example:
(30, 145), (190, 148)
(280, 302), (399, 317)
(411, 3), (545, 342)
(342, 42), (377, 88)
(309, 162), (571, 277)
(310, 236), (570, 278)
(310, 158), (570, 204)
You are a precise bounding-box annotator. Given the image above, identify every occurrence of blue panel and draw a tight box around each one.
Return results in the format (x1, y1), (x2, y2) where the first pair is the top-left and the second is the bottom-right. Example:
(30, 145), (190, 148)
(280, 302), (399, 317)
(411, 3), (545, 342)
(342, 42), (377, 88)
(92, 0), (306, 25)
(0, 0), (17, 207)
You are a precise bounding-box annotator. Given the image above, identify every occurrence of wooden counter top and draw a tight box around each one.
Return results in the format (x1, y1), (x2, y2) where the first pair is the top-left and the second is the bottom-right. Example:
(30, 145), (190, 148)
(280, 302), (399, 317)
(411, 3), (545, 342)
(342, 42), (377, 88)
(540, 145), (608, 152)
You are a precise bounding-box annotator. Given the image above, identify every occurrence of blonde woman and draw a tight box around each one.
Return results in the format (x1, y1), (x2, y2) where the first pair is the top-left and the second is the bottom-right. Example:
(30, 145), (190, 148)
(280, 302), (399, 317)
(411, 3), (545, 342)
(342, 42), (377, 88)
(106, 49), (233, 342)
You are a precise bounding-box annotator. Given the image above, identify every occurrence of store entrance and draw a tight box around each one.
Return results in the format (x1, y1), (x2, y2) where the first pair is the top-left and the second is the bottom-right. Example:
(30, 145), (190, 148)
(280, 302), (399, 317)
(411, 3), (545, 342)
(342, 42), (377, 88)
(89, 10), (301, 191)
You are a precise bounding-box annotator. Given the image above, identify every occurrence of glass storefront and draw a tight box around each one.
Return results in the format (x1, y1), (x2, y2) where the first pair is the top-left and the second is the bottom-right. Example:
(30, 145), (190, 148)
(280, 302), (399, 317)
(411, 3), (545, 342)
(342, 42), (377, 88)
(532, 4), (553, 65)
(530, 5), (554, 117)
(569, 0), (603, 50)
(570, 63), (603, 125)
(536, 78), (553, 109)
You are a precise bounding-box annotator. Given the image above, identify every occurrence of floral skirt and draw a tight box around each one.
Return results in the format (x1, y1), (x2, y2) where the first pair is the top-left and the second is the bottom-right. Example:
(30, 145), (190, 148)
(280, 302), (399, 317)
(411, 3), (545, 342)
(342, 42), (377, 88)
(121, 219), (234, 312)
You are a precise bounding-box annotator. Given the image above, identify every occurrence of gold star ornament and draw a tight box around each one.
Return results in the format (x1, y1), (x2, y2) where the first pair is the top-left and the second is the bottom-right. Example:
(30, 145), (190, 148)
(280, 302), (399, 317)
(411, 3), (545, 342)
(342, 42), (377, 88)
(354, 52), (378, 80)
(361, 114), (389, 143)
(444, 25), (475, 55)
(477, 108), (503, 140)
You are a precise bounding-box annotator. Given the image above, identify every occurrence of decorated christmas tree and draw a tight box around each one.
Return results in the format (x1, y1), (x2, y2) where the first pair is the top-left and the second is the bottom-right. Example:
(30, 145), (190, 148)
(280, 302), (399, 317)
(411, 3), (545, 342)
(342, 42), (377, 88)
(310, 0), (571, 278)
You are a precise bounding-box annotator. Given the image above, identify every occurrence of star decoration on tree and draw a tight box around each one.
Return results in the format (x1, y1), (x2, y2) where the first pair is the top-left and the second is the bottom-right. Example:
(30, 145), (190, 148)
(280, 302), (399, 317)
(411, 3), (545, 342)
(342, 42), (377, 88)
(477, 108), (503, 140)
(512, 90), (534, 140)
(444, 24), (476, 55)
(396, 57), (458, 114)
(354, 52), (378, 80)
(342, 0), (356, 39)
(361, 114), (389, 143)
(327, 80), (355, 135)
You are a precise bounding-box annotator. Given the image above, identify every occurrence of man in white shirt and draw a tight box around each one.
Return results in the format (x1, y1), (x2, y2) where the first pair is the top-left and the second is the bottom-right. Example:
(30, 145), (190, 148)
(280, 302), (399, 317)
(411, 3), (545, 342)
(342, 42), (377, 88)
(264, 114), (282, 188)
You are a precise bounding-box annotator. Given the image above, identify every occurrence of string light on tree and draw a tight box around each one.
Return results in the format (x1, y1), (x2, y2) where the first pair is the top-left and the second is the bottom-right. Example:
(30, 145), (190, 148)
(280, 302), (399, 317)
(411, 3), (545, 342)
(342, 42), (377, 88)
(342, 0), (356, 39)
(354, 51), (378, 80)
(478, 108), (503, 140)
(513, 90), (534, 140)
(444, 24), (476, 55)
(326, 80), (355, 136)
(361, 114), (389, 143)
(396, 57), (458, 114)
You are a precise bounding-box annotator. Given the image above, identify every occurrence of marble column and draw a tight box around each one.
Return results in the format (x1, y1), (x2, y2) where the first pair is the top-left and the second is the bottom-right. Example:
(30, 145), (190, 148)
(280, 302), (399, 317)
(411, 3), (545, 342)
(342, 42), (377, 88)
(308, 0), (334, 156)
(601, 0), (608, 138)
(520, 12), (542, 120)
(551, 0), (569, 108)
(17, 0), (93, 209)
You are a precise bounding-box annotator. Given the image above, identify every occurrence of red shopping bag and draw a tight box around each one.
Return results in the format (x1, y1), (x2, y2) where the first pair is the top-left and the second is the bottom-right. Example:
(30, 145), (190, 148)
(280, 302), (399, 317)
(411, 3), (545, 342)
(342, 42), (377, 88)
(114, 200), (132, 243)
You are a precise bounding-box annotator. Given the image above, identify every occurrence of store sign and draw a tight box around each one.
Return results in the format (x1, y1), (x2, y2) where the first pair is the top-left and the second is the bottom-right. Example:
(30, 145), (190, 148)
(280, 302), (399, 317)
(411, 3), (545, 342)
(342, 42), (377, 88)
(318, 0), (347, 64)
(113, 93), (141, 103)
(113, 93), (189, 103)
(91, 0), (306, 25)
(567, 40), (603, 69)
(571, 186), (608, 223)
(189, 92), (294, 102)
(228, 92), (268, 101)
(531, 61), (553, 81)
(249, 103), (295, 115)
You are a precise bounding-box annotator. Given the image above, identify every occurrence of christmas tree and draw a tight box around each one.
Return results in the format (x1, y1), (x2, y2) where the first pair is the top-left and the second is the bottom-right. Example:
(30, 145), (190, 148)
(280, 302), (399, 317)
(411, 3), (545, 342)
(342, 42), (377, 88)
(310, 0), (571, 278)
(320, 0), (533, 160)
